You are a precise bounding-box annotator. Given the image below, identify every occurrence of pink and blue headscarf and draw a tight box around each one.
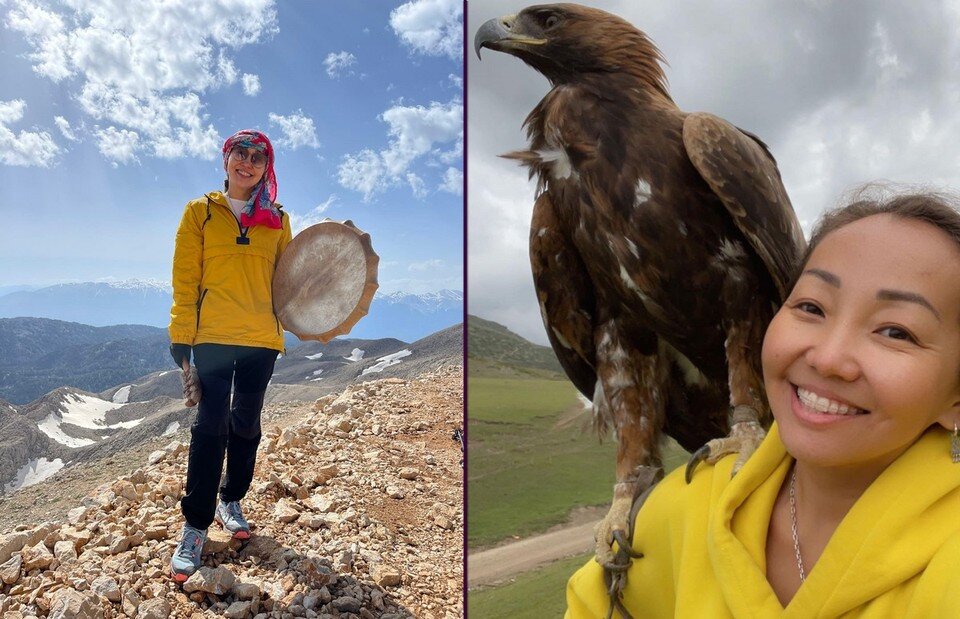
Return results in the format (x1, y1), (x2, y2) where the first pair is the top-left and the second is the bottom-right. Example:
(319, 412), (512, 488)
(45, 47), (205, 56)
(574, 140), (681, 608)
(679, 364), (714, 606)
(222, 129), (281, 229)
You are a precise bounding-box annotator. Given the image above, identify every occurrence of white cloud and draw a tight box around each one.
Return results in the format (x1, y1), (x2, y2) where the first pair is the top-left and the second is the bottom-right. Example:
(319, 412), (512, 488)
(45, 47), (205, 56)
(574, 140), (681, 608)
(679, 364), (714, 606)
(390, 0), (462, 60)
(338, 149), (385, 200)
(0, 99), (60, 167)
(323, 51), (357, 78)
(77, 86), (220, 160)
(95, 125), (140, 165)
(241, 73), (261, 96)
(407, 173), (427, 198)
(409, 259), (444, 272)
(439, 167), (462, 195)
(448, 73), (463, 90)
(382, 101), (462, 173)
(287, 194), (338, 235)
(338, 99), (462, 201)
(53, 116), (77, 141)
(5, 0), (71, 81)
(5, 0), (279, 163)
(268, 111), (320, 149)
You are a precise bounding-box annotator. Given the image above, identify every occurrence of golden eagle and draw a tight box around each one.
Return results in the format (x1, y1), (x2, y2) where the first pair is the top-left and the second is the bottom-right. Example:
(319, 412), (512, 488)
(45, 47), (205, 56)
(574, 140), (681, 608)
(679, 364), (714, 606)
(475, 2), (806, 576)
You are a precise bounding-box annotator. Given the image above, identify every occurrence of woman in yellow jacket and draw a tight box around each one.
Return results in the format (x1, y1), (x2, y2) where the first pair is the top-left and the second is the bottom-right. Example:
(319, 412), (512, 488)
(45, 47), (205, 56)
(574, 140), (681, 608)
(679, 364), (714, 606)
(567, 192), (960, 618)
(167, 129), (292, 582)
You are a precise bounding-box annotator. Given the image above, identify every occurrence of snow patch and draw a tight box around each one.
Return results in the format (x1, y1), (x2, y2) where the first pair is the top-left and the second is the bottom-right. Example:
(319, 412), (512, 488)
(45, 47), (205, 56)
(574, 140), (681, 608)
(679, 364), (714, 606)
(113, 385), (132, 404)
(4, 458), (64, 493)
(344, 348), (365, 362)
(38, 393), (138, 448)
(305, 352), (324, 360)
(361, 349), (412, 376)
(163, 422), (180, 436)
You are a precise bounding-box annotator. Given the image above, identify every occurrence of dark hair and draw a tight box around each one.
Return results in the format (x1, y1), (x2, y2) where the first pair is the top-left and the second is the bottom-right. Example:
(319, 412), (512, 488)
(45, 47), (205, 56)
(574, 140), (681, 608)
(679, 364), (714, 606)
(791, 189), (960, 291)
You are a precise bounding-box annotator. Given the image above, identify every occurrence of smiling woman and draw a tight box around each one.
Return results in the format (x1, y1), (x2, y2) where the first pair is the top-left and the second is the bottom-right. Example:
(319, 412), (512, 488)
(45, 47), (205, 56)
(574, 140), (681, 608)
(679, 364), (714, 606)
(167, 128), (293, 583)
(565, 191), (960, 617)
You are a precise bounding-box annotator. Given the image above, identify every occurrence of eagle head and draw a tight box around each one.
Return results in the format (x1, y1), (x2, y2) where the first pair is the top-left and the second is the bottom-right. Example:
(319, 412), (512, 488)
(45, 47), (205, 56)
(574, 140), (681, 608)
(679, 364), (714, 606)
(474, 3), (669, 94)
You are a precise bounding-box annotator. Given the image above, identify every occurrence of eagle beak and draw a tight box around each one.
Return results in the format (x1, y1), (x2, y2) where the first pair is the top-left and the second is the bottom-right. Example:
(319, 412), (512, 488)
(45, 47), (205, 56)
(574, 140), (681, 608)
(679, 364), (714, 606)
(474, 14), (547, 59)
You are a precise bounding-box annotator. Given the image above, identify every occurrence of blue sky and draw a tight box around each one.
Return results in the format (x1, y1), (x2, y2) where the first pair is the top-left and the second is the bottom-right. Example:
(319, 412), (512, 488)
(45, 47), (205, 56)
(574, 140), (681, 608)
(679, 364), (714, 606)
(0, 0), (463, 294)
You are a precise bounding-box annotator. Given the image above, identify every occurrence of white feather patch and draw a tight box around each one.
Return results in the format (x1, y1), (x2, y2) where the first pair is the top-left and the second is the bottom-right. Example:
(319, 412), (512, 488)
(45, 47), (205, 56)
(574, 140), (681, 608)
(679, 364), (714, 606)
(635, 178), (653, 203)
(537, 149), (576, 180)
(661, 339), (709, 387)
(552, 327), (573, 350)
(718, 238), (746, 261)
(619, 264), (642, 293)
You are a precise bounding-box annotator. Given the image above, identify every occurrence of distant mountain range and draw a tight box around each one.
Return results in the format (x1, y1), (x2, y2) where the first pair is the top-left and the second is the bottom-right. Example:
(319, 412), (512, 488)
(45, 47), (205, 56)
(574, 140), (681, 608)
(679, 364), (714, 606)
(0, 318), (170, 404)
(0, 279), (462, 342)
(467, 314), (565, 379)
(0, 321), (462, 494)
(0, 315), (463, 405)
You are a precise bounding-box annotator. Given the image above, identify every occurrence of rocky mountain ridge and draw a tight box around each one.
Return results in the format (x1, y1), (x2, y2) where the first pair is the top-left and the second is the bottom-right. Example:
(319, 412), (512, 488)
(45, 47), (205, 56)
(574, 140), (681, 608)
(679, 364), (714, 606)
(0, 325), (462, 500)
(0, 367), (463, 618)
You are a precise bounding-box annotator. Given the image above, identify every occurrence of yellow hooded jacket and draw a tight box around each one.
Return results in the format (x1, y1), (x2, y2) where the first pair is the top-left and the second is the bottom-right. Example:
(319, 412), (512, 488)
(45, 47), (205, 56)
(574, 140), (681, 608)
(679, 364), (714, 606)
(566, 424), (960, 618)
(169, 191), (293, 352)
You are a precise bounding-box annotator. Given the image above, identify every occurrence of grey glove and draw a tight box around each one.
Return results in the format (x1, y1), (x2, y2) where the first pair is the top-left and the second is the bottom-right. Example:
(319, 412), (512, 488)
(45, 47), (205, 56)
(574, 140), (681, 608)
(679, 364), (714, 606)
(170, 343), (191, 368)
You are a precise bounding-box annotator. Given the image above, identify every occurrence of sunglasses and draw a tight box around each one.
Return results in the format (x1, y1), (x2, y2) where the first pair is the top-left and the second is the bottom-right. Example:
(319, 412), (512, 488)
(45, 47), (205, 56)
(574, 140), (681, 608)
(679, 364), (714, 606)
(229, 147), (268, 169)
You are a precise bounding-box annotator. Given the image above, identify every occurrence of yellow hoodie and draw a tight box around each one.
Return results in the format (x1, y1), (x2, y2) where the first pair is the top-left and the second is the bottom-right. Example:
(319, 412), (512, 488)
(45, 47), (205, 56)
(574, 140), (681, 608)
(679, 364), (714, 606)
(566, 424), (960, 618)
(169, 191), (292, 352)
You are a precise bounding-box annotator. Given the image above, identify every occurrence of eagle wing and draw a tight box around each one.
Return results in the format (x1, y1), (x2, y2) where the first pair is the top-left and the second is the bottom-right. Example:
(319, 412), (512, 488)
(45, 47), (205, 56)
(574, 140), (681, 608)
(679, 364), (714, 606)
(683, 113), (806, 299)
(530, 191), (597, 399)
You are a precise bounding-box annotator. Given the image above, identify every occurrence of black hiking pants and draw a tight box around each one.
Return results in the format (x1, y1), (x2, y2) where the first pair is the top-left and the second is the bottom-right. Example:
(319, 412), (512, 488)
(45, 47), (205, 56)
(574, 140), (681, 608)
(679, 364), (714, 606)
(180, 343), (278, 530)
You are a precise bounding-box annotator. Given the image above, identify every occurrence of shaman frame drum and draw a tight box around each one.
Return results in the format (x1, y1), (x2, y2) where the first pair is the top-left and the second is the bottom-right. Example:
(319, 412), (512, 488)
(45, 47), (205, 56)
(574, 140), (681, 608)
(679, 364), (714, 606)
(273, 220), (379, 343)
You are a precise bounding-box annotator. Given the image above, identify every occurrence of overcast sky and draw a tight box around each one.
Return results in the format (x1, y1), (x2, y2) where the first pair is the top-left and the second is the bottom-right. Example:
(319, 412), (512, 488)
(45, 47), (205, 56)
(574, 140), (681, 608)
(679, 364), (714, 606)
(468, 0), (960, 344)
(0, 0), (462, 294)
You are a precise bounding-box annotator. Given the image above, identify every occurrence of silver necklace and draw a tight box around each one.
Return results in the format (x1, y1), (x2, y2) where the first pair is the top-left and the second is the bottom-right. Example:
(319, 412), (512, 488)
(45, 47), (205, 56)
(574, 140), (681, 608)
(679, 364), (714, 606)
(789, 468), (806, 582)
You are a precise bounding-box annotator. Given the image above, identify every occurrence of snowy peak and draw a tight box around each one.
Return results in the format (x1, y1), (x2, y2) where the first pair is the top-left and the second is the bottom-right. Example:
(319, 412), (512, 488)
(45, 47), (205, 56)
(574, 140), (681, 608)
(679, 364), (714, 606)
(51, 278), (172, 293)
(374, 290), (463, 313)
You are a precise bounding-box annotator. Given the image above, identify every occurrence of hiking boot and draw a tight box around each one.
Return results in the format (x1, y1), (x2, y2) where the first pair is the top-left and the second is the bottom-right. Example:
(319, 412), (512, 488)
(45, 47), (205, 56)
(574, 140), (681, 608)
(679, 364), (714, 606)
(215, 499), (251, 539)
(170, 524), (206, 582)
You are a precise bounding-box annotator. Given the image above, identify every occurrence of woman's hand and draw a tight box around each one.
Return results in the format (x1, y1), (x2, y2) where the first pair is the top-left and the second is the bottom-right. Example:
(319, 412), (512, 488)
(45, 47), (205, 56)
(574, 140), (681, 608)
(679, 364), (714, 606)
(180, 359), (201, 407)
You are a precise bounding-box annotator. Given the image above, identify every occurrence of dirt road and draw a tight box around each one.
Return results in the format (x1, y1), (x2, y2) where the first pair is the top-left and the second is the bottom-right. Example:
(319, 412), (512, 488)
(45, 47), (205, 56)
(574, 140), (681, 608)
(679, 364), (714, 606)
(468, 518), (601, 588)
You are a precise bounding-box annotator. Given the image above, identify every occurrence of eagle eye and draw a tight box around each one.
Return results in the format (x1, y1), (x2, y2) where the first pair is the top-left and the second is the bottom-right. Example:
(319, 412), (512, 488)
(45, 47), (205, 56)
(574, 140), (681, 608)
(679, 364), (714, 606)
(545, 14), (560, 29)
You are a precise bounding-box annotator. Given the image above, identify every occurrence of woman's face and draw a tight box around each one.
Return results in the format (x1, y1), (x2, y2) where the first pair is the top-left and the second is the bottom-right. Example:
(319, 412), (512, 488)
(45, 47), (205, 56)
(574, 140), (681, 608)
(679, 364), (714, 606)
(761, 214), (960, 471)
(226, 146), (267, 198)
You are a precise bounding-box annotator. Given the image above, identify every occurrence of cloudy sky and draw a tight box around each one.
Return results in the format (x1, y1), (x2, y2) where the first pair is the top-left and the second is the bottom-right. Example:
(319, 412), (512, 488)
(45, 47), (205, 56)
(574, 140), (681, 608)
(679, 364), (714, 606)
(0, 0), (462, 294)
(468, 0), (960, 344)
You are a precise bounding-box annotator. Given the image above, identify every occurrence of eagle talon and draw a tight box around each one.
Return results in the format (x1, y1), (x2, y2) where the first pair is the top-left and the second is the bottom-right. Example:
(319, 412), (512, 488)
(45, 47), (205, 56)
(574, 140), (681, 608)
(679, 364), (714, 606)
(685, 444), (711, 483)
(612, 529), (643, 558)
(601, 559), (631, 573)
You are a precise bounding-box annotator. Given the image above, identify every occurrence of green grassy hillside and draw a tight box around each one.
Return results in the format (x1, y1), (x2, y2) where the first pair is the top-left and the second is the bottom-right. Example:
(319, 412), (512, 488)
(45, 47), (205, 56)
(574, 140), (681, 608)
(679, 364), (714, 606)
(468, 375), (617, 548)
(468, 553), (592, 618)
(467, 315), (565, 378)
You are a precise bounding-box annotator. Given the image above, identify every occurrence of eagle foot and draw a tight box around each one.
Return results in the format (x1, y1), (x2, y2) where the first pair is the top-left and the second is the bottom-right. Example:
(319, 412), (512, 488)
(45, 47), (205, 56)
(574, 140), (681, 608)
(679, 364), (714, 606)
(685, 405), (767, 482)
(599, 466), (663, 619)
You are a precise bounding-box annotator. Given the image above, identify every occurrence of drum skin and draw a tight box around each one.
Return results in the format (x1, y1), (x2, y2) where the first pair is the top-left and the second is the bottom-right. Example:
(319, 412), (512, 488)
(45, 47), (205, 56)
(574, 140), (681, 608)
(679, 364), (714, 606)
(273, 220), (379, 343)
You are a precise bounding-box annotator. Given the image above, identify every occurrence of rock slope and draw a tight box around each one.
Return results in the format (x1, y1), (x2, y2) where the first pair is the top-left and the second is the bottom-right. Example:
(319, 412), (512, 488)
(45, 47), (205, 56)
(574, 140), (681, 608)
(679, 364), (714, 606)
(0, 366), (463, 618)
